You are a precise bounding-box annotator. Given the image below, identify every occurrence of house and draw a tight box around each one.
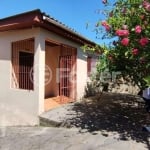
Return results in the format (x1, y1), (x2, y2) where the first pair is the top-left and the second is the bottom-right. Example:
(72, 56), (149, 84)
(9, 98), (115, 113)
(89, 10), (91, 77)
(0, 9), (98, 126)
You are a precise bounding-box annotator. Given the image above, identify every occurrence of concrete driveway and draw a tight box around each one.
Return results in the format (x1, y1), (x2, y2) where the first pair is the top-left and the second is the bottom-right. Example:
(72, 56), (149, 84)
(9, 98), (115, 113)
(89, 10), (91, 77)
(0, 126), (149, 150)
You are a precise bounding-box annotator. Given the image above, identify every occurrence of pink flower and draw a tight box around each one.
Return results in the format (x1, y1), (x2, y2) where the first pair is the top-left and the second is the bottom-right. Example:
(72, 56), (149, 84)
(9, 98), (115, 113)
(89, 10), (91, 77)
(105, 25), (111, 31)
(132, 48), (139, 55)
(135, 25), (142, 34)
(143, 1), (150, 12)
(101, 21), (111, 31)
(121, 38), (129, 46)
(139, 37), (149, 46)
(115, 29), (129, 37)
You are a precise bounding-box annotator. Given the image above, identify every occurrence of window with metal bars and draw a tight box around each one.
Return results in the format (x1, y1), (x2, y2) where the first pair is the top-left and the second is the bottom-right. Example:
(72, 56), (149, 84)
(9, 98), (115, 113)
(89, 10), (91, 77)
(87, 56), (97, 77)
(18, 52), (34, 90)
(11, 38), (34, 90)
(87, 56), (92, 77)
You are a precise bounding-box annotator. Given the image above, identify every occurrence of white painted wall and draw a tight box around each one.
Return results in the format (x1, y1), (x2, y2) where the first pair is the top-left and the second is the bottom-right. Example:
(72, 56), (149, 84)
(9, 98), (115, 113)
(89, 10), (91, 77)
(0, 28), (45, 126)
(76, 49), (88, 99)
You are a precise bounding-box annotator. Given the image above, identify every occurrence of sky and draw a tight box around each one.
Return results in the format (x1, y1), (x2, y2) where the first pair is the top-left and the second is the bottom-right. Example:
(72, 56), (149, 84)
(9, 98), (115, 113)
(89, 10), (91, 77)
(0, 0), (111, 45)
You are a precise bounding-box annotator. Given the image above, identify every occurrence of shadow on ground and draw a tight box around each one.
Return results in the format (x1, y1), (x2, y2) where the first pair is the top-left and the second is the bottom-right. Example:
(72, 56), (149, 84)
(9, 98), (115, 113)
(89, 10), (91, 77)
(65, 92), (150, 148)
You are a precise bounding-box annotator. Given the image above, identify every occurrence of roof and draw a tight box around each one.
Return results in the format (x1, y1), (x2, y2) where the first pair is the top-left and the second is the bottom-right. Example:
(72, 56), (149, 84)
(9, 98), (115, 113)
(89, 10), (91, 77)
(0, 9), (96, 46)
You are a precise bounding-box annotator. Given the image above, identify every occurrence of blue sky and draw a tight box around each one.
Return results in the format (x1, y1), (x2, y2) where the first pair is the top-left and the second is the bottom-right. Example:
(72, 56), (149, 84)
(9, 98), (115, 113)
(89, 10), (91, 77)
(0, 0), (112, 44)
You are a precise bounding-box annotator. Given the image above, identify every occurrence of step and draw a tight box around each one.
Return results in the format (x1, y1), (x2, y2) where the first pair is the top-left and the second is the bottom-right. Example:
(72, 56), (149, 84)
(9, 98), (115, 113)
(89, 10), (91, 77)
(39, 103), (76, 128)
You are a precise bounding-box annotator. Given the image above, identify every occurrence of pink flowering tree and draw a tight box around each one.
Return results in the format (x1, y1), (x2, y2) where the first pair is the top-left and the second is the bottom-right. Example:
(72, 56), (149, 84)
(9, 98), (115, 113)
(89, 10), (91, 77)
(96, 0), (150, 89)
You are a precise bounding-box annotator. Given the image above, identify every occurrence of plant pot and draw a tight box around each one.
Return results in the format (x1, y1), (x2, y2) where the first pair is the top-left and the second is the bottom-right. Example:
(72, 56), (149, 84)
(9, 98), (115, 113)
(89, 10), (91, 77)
(143, 87), (150, 100)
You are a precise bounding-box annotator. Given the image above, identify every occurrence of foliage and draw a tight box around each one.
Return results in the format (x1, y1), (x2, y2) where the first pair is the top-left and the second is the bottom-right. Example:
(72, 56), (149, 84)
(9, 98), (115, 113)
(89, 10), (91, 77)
(93, 0), (150, 89)
(143, 75), (150, 87)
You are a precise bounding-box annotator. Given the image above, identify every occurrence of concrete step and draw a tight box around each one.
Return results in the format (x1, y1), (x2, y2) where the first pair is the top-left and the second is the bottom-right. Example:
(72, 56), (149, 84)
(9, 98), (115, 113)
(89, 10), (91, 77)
(39, 103), (76, 128)
(39, 116), (62, 127)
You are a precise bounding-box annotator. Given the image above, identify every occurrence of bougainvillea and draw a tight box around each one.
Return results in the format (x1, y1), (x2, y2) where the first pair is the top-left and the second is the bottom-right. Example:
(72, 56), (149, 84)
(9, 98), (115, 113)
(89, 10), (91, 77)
(96, 0), (150, 89)
(135, 25), (142, 34)
(121, 38), (129, 46)
(101, 21), (111, 31)
(115, 29), (129, 37)
(132, 48), (139, 55)
(139, 37), (149, 46)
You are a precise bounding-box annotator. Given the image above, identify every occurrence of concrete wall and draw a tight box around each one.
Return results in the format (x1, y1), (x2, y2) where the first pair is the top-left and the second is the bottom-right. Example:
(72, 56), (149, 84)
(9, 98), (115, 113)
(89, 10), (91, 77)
(0, 28), (45, 126)
(76, 49), (88, 99)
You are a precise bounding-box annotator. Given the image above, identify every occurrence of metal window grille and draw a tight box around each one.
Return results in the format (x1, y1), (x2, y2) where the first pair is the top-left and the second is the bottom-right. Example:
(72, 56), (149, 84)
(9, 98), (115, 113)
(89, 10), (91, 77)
(87, 56), (92, 76)
(19, 52), (34, 90)
(11, 38), (34, 90)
